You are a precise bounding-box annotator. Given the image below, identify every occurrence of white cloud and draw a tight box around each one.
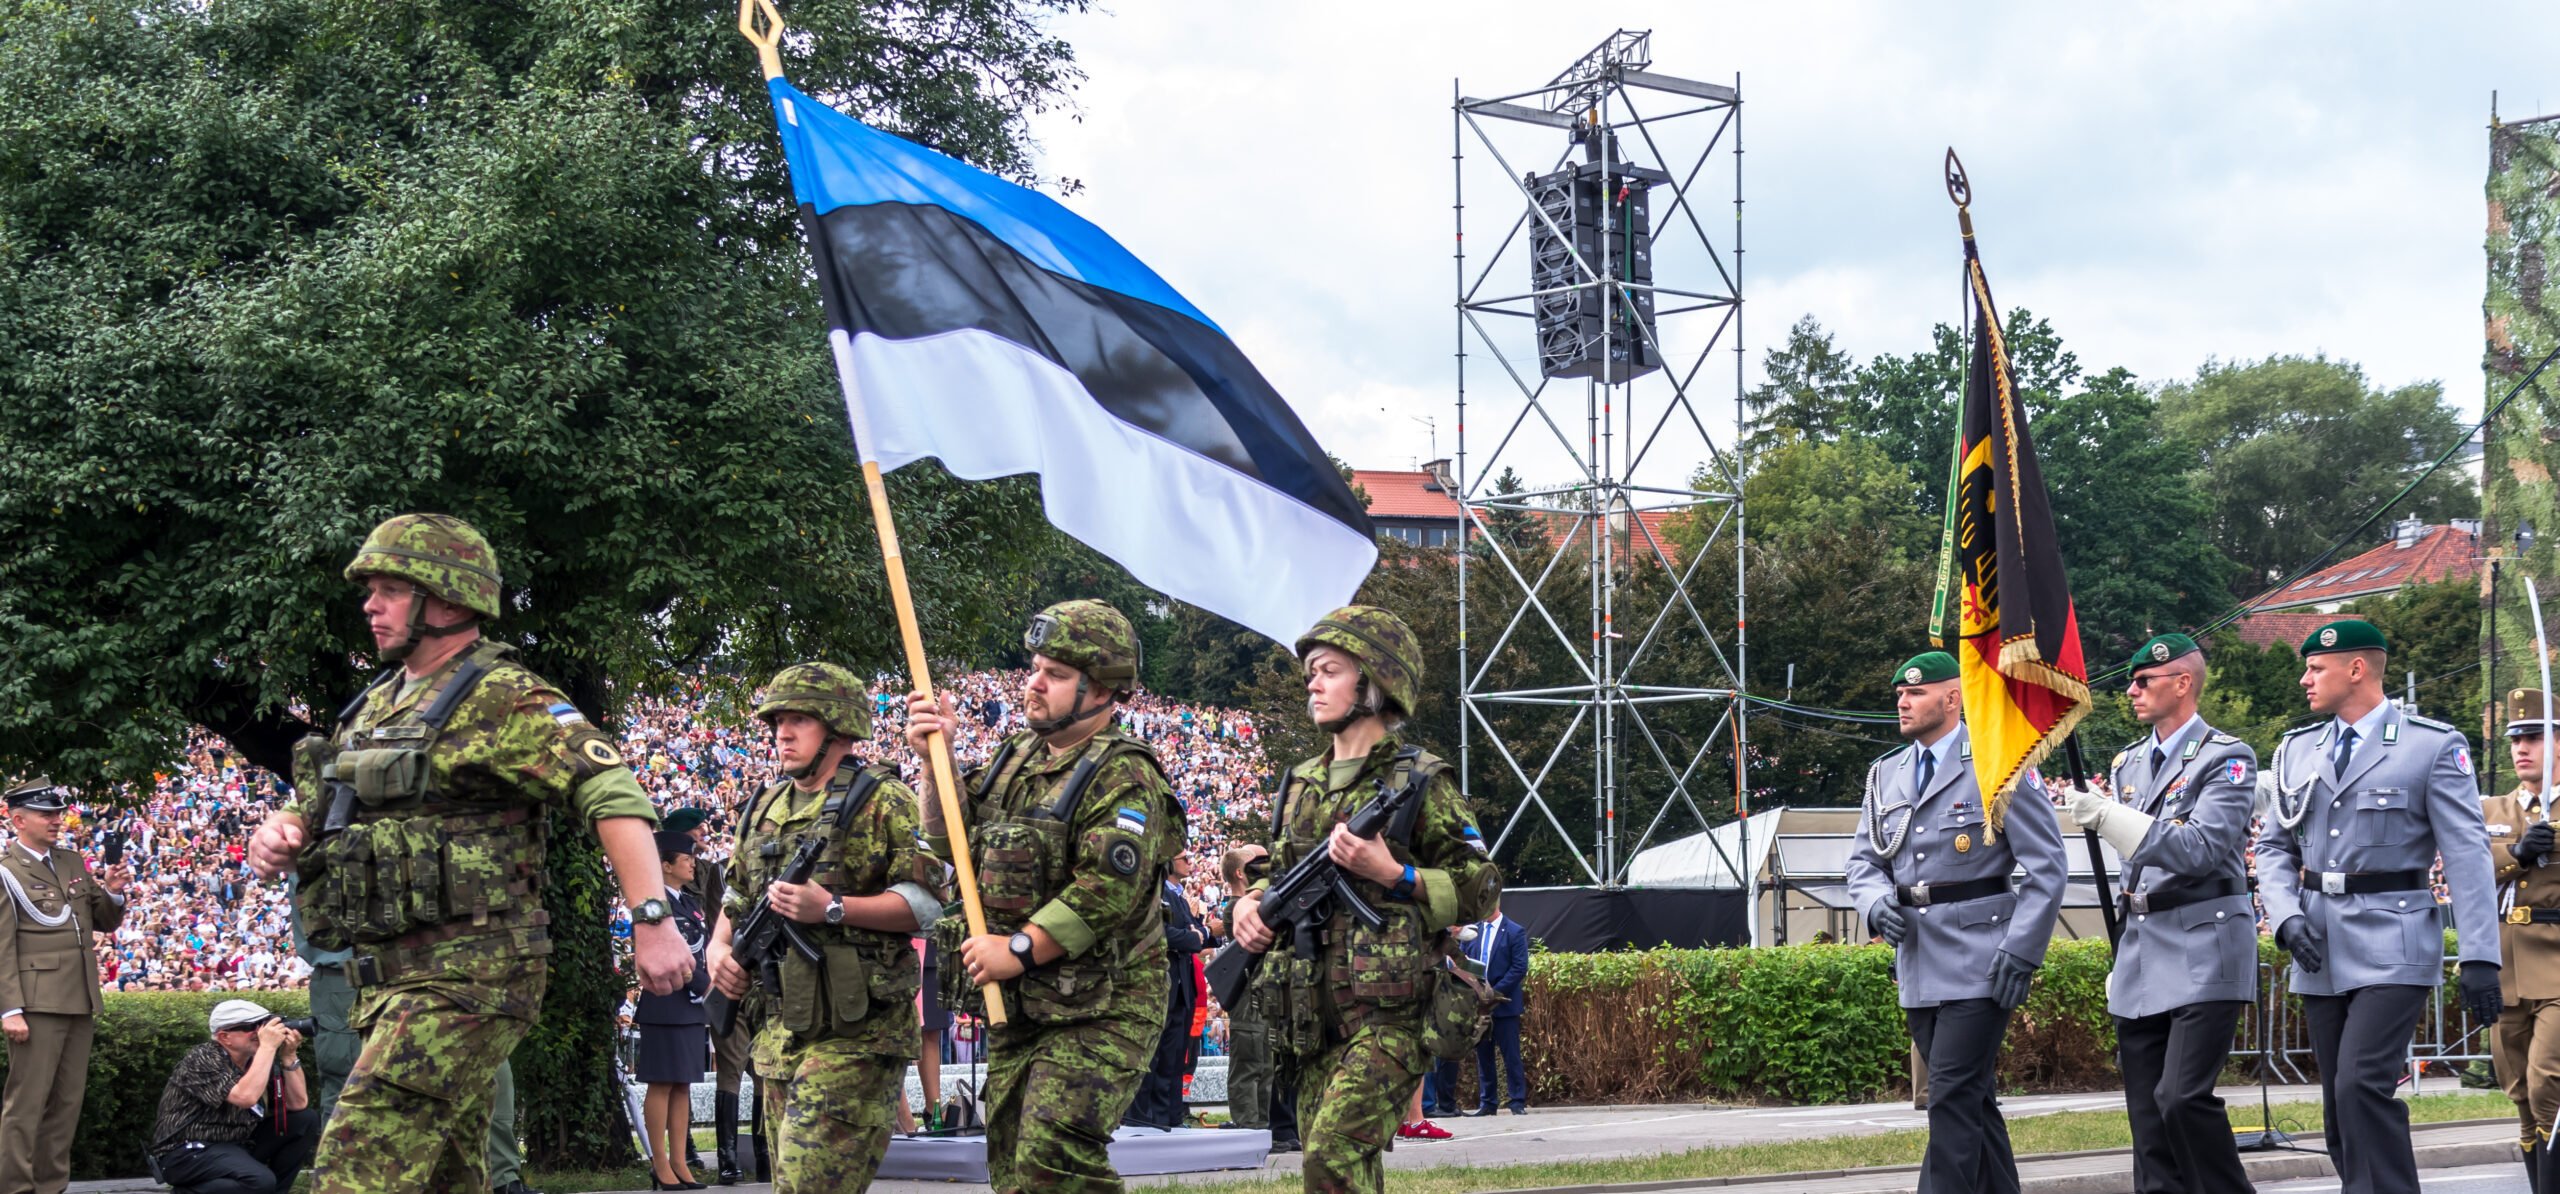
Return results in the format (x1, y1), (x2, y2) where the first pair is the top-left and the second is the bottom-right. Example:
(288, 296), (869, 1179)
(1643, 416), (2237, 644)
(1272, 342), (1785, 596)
(1026, 1), (2559, 477)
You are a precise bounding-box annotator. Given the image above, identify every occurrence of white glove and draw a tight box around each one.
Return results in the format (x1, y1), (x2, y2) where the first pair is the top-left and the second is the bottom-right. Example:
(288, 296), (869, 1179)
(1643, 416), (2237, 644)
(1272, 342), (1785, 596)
(2090, 798), (2156, 856)
(2061, 785), (2112, 833)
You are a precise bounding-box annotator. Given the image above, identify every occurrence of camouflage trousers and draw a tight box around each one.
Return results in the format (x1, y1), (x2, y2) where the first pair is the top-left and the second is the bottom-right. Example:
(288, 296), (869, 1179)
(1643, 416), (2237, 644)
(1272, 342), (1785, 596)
(758, 1038), (902, 1194)
(312, 971), (539, 1194)
(1295, 1018), (1430, 1194)
(983, 1009), (1157, 1194)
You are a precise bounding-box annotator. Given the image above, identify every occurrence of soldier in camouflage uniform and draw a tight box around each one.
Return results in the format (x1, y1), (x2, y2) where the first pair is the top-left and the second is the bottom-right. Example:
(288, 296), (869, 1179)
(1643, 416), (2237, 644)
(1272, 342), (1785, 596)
(246, 514), (694, 1194)
(704, 663), (944, 1194)
(904, 600), (1181, 1194)
(1231, 605), (1502, 1194)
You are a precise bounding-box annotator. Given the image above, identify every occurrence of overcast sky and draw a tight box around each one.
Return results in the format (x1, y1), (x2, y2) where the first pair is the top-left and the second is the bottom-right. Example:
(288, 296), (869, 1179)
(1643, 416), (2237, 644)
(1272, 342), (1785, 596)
(1021, 2), (2560, 491)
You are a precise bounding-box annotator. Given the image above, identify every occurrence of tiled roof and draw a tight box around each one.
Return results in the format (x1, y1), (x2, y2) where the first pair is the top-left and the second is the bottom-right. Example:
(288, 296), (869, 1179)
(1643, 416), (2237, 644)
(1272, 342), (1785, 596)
(1352, 469), (1460, 520)
(2221, 611), (2363, 652)
(2242, 524), (2478, 613)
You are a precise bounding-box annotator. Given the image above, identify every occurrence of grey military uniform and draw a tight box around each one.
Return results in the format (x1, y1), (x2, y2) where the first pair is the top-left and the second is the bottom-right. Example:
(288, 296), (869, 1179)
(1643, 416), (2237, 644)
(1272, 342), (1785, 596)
(2255, 704), (2499, 993)
(1845, 725), (2068, 1008)
(2105, 718), (2259, 1020)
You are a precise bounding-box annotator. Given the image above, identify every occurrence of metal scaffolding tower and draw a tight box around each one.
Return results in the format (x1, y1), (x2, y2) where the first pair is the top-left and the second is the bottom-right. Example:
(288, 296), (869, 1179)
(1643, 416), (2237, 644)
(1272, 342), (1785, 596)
(1453, 31), (1751, 906)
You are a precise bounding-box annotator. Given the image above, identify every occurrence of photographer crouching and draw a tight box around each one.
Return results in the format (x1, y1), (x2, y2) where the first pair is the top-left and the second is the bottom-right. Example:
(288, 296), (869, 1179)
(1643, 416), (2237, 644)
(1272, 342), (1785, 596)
(148, 1000), (319, 1194)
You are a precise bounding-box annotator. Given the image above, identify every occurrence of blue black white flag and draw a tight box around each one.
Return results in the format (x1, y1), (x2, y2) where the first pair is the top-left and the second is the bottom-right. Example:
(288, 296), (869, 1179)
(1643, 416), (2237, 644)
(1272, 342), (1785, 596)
(766, 79), (1377, 645)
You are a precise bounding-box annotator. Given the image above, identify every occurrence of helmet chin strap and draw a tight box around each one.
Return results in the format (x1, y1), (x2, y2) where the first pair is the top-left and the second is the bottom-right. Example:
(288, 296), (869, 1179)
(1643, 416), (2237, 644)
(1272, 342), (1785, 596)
(783, 732), (843, 782)
(1315, 677), (1380, 736)
(1028, 675), (1113, 737)
(381, 584), (478, 663)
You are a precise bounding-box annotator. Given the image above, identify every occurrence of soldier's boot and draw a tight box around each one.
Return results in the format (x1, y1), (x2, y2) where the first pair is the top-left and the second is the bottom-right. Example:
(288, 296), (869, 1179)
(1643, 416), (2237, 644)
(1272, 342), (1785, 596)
(714, 1092), (742, 1186)
(2539, 1134), (2560, 1194)
(2529, 1137), (2545, 1194)
(750, 1090), (771, 1183)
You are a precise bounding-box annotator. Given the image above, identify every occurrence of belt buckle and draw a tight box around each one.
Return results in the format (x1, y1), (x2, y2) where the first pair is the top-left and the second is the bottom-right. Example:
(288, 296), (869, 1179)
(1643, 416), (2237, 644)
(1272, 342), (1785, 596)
(2514, 907), (2537, 926)
(1908, 882), (1931, 907)
(2125, 891), (2150, 915)
(2319, 871), (2347, 897)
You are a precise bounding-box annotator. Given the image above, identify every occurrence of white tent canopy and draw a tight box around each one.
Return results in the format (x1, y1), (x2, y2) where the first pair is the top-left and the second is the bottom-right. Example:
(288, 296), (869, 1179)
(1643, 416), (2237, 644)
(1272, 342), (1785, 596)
(1624, 808), (1786, 889)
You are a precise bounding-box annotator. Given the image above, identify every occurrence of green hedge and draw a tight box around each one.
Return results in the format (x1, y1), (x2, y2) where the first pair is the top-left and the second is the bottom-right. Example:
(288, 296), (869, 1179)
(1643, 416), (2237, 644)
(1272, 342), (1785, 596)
(0, 989), (308, 1180)
(1508, 936), (2307, 1107)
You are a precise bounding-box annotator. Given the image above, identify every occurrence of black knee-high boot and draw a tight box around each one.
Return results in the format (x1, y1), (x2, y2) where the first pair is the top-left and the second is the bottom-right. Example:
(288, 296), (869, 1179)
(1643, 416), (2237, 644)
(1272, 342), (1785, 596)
(715, 1091), (742, 1185)
(750, 1086), (771, 1183)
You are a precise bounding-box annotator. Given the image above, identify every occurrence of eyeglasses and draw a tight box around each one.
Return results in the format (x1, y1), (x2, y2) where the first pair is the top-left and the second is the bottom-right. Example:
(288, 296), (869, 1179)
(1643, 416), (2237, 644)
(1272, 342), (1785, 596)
(2126, 674), (2184, 691)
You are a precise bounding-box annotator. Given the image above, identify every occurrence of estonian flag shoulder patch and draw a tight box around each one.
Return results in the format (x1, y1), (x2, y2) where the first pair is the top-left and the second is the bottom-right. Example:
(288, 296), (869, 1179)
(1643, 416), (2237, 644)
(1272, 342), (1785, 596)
(549, 703), (589, 728)
(1115, 807), (1148, 835)
(1462, 825), (1489, 855)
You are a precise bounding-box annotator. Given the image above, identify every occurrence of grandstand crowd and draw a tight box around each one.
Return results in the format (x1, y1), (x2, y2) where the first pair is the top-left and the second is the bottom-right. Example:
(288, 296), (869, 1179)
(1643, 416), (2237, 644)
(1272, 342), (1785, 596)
(32, 671), (1277, 993)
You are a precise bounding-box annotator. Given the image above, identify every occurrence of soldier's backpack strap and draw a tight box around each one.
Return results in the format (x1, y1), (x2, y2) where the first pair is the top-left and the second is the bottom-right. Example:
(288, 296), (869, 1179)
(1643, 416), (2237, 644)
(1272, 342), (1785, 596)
(414, 653), (495, 734)
(742, 779), (794, 833)
(1039, 736), (1160, 824)
(335, 667), (403, 725)
(820, 765), (888, 836)
(1385, 746), (1444, 849)
(971, 737), (1021, 805)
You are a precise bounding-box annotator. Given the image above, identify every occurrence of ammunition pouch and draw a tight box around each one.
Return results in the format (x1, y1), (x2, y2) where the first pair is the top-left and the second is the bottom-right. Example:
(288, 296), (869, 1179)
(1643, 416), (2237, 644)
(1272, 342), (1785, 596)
(777, 943), (874, 1037)
(1419, 954), (1503, 1062)
(336, 747), (432, 808)
(306, 806), (543, 949)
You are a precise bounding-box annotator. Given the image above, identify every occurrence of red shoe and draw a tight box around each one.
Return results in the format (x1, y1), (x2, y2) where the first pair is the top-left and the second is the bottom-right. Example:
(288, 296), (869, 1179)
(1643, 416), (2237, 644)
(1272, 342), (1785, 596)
(1398, 1119), (1453, 1140)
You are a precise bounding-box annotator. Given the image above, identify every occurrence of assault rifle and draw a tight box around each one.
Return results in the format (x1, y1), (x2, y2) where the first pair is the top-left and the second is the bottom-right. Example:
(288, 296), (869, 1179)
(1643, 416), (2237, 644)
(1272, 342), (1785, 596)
(1205, 769), (1423, 1011)
(704, 832), (827, 1039)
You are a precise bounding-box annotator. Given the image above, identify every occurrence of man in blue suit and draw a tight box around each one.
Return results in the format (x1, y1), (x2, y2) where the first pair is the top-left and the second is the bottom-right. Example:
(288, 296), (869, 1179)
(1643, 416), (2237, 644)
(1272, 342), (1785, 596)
(1465, 900), (1531, 1115)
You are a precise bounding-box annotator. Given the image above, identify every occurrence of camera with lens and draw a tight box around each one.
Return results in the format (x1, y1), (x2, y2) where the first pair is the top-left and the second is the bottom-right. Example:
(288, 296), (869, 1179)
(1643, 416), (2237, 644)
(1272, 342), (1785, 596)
(276, 1017), (318, 1037)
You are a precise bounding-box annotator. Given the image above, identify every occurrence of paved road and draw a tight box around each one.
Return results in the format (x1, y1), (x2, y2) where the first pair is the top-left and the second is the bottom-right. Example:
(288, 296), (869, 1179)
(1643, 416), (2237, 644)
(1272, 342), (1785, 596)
(2258, 1162), (2526, 1192)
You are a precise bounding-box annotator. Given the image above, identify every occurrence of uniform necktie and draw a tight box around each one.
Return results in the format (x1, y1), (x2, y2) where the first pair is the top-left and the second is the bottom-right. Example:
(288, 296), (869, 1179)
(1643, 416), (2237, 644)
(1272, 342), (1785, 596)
(1916, 750), (1936, 803)
(2150, 745), (2167, 780)
(2331, 727), (2357, 777)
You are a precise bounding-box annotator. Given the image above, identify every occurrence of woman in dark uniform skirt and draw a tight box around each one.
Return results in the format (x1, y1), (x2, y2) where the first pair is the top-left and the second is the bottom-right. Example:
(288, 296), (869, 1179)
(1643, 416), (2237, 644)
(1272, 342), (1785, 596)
(636, 830), (711, 1189)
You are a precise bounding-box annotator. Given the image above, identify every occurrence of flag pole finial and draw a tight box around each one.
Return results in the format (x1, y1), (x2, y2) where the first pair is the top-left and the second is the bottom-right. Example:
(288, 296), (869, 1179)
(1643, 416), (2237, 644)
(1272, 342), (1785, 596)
(1944, 148), (1974, 238)
(739, 0), (786, 81)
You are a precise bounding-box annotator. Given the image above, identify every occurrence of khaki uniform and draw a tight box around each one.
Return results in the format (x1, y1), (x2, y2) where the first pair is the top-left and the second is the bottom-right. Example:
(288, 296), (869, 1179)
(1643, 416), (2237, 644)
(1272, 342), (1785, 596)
(728, 766), (935, 1193)
(2488, 787), (2560, 1154)
(930, 724), (1180, 1194)
(0, 842), (124, 1194)
(286, 641), (656, 1194)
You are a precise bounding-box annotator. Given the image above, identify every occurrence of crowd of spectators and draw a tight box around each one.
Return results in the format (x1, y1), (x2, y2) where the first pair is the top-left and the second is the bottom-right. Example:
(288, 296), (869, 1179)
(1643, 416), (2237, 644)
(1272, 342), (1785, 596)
(21, 672), (1283, 994)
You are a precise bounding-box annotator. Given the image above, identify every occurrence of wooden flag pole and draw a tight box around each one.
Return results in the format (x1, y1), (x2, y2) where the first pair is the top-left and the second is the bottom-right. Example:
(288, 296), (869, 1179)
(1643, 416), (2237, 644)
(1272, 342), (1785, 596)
(741, 0), (1007, 1026)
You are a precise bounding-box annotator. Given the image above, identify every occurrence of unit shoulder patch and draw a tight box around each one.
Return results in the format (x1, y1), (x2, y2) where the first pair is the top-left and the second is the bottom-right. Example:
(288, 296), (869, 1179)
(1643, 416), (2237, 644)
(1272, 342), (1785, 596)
(1107, 839), (1141, 876)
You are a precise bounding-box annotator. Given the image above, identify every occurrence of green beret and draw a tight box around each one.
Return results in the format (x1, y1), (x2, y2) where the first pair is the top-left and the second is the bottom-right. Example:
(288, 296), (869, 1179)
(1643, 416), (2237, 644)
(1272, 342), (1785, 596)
(659, 807), (710, 834)
(1892, 651), (1960, 688)
(2300, 619), (2387, 657)
(2126, 632), (2200, 675)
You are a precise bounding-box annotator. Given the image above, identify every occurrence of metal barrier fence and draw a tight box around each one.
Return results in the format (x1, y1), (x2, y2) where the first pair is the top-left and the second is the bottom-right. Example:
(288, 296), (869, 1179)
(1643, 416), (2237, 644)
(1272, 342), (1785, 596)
(2228, 952), (2495, 1086)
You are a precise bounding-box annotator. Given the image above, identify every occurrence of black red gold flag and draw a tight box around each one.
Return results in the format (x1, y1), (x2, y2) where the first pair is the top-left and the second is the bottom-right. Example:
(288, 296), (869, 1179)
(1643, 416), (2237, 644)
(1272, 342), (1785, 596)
(1938, 155), (2092, 838)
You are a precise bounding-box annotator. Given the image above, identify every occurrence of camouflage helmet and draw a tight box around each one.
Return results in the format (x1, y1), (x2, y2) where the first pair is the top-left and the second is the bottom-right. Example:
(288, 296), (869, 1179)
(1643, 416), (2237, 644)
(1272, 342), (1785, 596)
(753, 662), (872, 740)
(1024, 600), (1141, 692)
(1295, 604), (1423, 718)
(343, 514), (504, 621)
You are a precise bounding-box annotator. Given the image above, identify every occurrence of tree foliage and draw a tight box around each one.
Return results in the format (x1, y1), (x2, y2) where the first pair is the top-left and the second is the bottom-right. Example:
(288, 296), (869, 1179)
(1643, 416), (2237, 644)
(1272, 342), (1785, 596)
(2156, 356), (2479, 600)
(0, 0), (1087, 1167)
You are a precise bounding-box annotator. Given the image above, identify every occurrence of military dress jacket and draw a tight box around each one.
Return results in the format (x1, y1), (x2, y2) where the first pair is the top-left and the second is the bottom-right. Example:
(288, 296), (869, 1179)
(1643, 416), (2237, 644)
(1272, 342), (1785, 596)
(1844, 724), (2068, 1009)
(2483, 787), (2560, 1003)
(2103, 721), (2259, 1019)
(2254, 704), (2498, 995)
(0, 843), (125, 1016)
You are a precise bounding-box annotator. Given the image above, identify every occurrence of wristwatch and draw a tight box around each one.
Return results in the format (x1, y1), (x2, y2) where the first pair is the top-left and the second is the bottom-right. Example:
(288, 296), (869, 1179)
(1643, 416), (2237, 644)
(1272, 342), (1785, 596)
(1009, 931), (1037, 968)
(631, 897), (672, 926)
(824, 896), (846, 926)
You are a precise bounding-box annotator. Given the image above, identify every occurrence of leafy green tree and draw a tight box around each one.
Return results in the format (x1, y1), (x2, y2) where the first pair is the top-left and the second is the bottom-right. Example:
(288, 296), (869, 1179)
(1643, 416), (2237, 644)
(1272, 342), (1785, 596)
(1706, 435), (1925, 564)
(2157, 356), (2479, 599)
(0, 0), (1084, 1167)
(1740, 315), (1860, 457)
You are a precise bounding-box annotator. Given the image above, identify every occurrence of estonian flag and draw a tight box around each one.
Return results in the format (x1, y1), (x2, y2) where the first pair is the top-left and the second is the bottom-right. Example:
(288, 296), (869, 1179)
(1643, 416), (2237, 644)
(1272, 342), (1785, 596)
(766, 79), (1377, 645)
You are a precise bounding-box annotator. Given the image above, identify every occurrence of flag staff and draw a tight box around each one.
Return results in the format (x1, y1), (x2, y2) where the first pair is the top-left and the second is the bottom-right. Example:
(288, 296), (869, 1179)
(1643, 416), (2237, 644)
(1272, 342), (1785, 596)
(740, 0), (1008, 1025)
(1944, 148), (2118, 948)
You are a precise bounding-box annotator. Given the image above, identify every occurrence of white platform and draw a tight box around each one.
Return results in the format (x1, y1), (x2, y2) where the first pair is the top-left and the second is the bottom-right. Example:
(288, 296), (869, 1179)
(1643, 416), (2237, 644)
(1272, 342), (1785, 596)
(876, 1126), (1271, 1182)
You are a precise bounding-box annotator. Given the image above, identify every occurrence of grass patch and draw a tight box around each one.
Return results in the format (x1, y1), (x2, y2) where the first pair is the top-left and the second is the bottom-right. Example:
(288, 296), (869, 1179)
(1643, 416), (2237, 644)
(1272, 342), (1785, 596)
(1137, 1091), (2514, 1194)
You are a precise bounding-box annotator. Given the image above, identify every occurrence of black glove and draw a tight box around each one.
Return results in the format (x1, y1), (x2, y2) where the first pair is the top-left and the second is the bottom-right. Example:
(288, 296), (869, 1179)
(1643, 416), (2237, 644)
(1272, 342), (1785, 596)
(2275, 915), (2324, 975)
(1869, 901), (1908, 946)
(1990, 950), (2037, 1011)
(2461, 960), (2506, 1027)
(2517, 822), (2557, 863)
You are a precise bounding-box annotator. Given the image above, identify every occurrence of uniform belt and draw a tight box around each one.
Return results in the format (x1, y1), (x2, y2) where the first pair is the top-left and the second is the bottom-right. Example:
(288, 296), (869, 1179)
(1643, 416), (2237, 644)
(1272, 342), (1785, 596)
(2298, 868), (2430, 896)
(1895, 877), (2011, 907)
(2119, 877), (2245, 917)
(351, 907), (551, 989)
(2508, 907), (2560, 925)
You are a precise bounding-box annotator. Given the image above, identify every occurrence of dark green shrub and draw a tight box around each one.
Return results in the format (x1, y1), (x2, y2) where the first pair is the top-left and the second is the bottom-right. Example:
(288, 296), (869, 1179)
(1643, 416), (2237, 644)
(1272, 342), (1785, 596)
(0, 989), (309, 1179)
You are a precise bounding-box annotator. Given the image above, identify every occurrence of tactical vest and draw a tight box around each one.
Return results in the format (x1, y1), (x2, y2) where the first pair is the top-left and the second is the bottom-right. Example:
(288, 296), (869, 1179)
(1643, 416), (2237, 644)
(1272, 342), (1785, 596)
(950, 731), (1166, 1025)
(1268, 745), (1443, 1044)
(736, 766), (919, 1043)
(295, 642), (550, 964)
